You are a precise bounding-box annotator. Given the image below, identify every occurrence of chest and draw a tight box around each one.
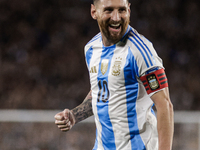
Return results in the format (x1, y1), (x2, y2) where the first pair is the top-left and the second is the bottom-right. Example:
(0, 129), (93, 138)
(88, 46), (135, 90)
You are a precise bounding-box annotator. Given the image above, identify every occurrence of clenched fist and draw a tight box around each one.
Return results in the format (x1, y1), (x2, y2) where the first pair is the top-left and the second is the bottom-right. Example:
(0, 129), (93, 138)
(54, 109), (75, 132)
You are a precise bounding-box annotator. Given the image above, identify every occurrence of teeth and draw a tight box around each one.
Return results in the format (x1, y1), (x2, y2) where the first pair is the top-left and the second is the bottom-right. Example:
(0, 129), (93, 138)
(110, 23), (120, 27)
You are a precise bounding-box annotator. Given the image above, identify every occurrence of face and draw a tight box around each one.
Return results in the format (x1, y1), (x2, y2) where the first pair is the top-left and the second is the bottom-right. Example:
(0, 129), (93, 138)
(91, 0), (131, 46)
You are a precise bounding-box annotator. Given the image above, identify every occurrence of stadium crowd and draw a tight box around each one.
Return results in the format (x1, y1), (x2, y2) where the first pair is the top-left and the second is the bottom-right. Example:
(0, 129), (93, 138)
(0, 0), (200, 110)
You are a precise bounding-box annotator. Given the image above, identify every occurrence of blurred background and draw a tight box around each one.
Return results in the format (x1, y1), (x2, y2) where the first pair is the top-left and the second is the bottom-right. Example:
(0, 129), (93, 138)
(0, 0), (200, 149)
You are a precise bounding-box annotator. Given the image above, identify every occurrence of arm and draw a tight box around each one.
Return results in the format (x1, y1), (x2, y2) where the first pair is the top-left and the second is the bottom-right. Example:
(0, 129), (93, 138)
(72, 90), (93, 124)
(54, 91), (93, 132)
(151, 87), (174, 150)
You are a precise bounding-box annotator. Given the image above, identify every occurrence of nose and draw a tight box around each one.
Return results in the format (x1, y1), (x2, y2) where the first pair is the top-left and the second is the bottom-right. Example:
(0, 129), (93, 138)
(111, 10), (120, 22)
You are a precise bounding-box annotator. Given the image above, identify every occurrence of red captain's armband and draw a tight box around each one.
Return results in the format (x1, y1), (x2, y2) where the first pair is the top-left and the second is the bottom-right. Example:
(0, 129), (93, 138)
(139, 68), (168, 94)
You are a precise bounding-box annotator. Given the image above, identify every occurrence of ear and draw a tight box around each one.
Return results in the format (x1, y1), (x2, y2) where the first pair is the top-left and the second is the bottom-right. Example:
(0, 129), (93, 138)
(128, 3), (131, 14)
(91, 4), (97, 20)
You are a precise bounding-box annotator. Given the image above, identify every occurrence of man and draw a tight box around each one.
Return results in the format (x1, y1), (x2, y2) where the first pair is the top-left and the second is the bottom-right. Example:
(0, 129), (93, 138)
(55, 0), (174, 149)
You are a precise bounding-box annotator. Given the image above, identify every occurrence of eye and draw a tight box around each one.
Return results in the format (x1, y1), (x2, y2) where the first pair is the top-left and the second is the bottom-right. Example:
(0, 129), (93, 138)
(104, 7), (113, 13)
(119, 7), (126, 13)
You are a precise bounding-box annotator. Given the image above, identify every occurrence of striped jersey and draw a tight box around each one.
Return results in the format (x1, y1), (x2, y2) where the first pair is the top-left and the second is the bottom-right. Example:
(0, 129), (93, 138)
(84, 25), (163, 150)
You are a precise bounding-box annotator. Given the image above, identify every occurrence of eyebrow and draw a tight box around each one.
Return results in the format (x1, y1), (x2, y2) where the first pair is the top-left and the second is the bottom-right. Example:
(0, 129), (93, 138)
(103, 6), (127, 11)
(103, 6), (112, 10)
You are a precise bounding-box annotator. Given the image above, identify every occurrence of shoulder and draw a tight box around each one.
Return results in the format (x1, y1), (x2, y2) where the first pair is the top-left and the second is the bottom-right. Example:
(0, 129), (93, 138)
(84, 32), (102, 56)
(85, 32), (101, 47)
(127, 27), (153, 50)
(126, 27), (163, 75)
(84, 32), (101, 54)
(126, 27), (158, 61)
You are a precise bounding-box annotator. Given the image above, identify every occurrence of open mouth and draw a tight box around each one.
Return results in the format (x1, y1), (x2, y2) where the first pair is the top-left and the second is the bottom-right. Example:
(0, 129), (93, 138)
(109, 23), (121, 30)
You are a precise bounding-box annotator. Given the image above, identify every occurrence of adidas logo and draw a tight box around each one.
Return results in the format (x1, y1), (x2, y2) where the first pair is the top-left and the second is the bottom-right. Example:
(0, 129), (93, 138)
(90, 66), (97, 73)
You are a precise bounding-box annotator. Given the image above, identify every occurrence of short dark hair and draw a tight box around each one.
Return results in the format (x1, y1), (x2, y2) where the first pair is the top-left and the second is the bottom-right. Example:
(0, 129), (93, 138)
(93, 0), (129, 5)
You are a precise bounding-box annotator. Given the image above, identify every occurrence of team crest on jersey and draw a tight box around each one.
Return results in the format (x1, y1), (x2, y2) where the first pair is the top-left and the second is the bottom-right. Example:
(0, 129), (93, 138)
(101, 59), (109, 75)
(112, 57), (122, 76)
(147, 74), (159, 90)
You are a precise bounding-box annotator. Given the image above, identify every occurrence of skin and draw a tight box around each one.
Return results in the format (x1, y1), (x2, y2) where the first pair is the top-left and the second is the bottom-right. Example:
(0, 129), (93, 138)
(151, 87), (174, 150)
(55, 0), (174, 149)
(91, 0), (131, 46)
(54, 91), (93, 131)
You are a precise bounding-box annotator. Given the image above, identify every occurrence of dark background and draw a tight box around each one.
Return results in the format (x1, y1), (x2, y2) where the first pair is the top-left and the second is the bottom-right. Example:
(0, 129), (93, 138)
(0, 0), (200, 110)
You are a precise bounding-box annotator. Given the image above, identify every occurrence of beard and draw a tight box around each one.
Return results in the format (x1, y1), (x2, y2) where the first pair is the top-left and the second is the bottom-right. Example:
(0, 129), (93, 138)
(97, 18), (130, 45)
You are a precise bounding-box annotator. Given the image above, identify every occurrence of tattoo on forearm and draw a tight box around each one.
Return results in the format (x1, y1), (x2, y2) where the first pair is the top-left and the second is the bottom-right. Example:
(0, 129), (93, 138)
(72, 91), (93, 124)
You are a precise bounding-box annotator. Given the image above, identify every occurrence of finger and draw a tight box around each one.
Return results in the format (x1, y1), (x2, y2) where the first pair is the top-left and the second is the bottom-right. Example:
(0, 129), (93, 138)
(61, 127), (70, 132)
(60, 122), (73, 132)
(57, 121), (72, 128)
(58, 124), (68, 129)
(55, 119), (68, 125)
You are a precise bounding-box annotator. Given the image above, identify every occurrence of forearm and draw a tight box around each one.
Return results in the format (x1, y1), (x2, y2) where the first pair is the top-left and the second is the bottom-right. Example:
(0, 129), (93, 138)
(151, 88), (174, 150)
(156, 100), (174, 150)
(71, 91), (93, 124)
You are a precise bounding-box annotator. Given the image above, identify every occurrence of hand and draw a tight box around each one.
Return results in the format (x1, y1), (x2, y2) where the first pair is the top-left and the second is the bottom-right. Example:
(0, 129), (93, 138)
(54, 109), (75, 132)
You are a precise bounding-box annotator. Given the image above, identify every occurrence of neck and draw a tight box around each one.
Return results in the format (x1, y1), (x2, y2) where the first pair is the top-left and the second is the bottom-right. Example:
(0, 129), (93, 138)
(101, 31), (124, 47)
(102, 36), (118, 47)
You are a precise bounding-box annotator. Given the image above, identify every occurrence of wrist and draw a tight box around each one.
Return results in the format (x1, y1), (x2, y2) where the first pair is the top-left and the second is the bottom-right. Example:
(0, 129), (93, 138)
(70, 109), (76, 125)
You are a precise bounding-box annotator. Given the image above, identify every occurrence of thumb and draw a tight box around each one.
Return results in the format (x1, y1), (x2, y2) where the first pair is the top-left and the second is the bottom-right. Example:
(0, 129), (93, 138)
(54, 113), (62, 120)
(54, 111), (65, 120)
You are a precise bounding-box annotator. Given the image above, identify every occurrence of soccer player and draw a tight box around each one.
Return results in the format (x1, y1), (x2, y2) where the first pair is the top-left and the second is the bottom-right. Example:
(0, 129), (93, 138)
(54, 0), (174, 149)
